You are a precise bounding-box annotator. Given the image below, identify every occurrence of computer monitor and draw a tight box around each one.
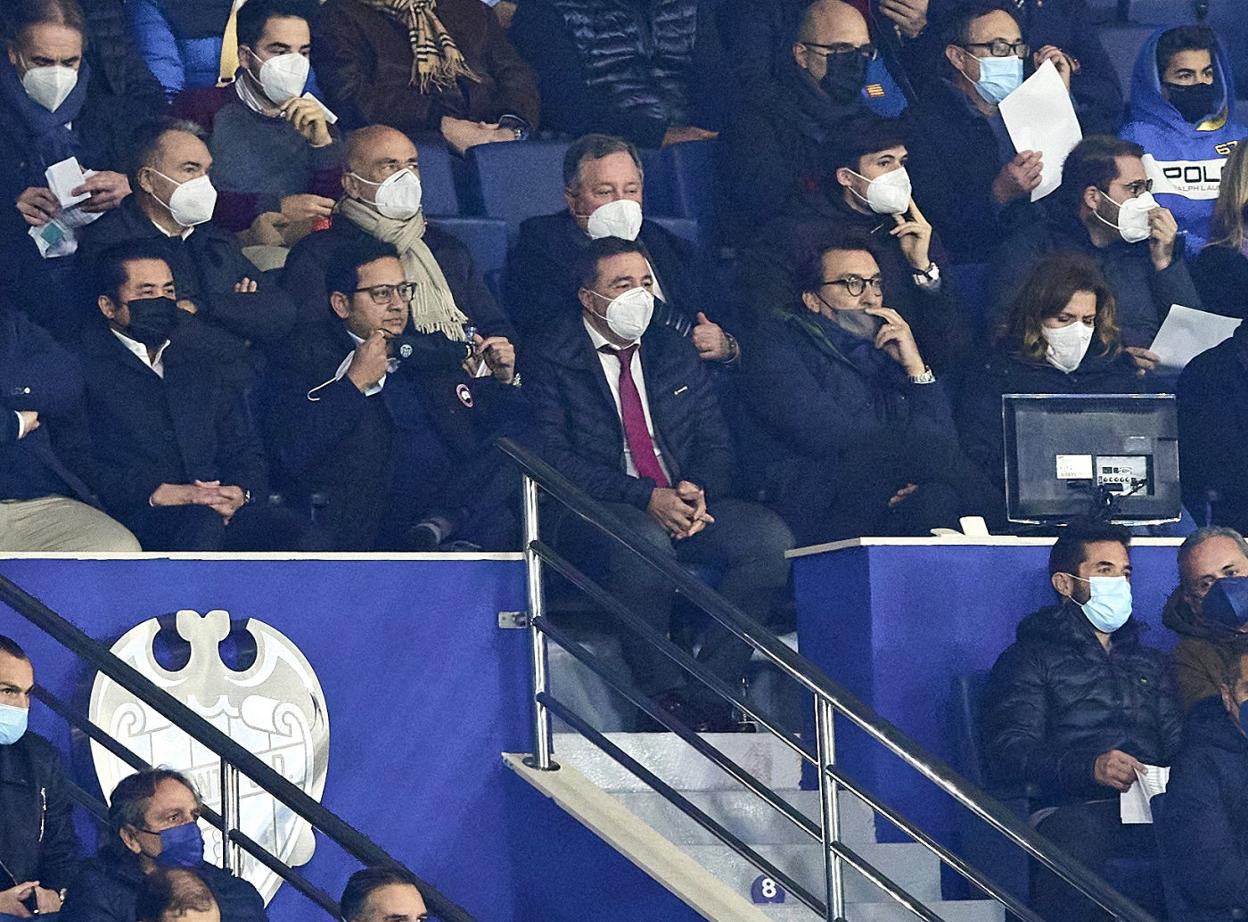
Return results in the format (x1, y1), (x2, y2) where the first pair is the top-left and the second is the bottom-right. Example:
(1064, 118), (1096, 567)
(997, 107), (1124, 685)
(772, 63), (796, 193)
(1003, 394), (1181, 526)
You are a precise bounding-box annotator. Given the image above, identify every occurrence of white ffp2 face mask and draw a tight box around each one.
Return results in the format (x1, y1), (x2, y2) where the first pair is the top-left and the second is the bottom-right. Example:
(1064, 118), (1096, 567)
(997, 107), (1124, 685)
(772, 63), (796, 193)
(585, 199), (643, 241)
(252, 50), (310, 103)
(592, 286), (654, 341)
(352, 169), (423, 221)
(849, 166), (912, 215)
(1044, 320), (1095, 373)
(1098, 189), (1157, 244)
(150, 170), (218, 227)
(21, 61), (78, 112)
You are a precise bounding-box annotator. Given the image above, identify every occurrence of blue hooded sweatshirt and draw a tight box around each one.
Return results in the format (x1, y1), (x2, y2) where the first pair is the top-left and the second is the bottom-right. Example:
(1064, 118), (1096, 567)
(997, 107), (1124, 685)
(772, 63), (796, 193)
(1120, 27), (1248, 256)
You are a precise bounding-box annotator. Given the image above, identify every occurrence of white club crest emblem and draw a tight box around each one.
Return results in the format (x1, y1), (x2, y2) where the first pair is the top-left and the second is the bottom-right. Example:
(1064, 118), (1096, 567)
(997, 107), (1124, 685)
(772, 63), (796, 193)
(88, 610), (330, 905)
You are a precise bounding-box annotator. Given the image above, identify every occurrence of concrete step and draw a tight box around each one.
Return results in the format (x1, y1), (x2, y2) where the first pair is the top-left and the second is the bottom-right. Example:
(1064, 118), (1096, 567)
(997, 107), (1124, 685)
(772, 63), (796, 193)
(612, 788), (877, 846)
(685, 841), (942, 906)
(552, 731), (803, 792)
(759, 898), (1006, 922)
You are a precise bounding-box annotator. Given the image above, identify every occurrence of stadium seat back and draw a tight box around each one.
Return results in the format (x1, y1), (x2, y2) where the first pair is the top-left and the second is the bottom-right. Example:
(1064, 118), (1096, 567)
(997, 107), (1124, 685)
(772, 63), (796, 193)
(464, 141), (570, 233)
(416, 143), (461, 216)
(431, 217), (509, 291)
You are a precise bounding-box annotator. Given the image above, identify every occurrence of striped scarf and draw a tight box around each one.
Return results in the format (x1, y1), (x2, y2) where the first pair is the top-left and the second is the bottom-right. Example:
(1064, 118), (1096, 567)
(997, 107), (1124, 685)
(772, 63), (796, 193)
(361, 0), (479, 92)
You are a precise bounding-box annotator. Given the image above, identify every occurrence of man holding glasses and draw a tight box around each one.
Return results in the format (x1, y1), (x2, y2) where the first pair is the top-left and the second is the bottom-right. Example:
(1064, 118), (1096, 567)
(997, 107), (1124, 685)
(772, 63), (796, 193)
(739, 228), (998, 543)
(270, 238), (526, 551)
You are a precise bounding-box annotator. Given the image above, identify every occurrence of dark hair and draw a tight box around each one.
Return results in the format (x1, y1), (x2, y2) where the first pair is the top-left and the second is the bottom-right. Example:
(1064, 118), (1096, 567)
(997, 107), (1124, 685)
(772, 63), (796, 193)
(1156, 25), (1217, 79)
(1056, 134), (1146, 210)
(127, 118), (209, 183)
(1048, 517), (1131, 578)
(796, 226), (879, 295)
(575, 236), (651, 290)
(0, 635), (29, 662)
(135, 869), (216, 922)
(94, 240), (173, 303)
(107, 769), (198, 840)
(824, 116), (908, 174)
(237, 0), (313, 50)
(562, 133), (643, 194)
(325, 238), (402, 299)
(340, 867), (424, 922)
(938, 0), (1018, 50)
(996, 251), (1121, 362)
(3, 0), (87, 46)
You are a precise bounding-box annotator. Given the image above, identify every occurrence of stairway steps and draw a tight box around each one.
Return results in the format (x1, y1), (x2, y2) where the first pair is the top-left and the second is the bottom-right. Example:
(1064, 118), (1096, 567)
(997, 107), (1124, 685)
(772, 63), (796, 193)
(758, 898), (1006, 922)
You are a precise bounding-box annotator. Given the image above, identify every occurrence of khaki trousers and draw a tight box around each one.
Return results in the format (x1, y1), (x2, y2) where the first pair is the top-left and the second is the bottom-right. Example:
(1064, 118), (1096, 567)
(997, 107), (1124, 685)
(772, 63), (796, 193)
(0, 496), (141, 552)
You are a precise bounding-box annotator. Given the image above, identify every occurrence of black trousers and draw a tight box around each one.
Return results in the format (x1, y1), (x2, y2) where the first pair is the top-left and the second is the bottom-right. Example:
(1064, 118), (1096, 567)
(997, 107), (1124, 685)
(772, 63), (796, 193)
(129, 503), (329, 552)
(1030, 799), (1158, 922)
(550, 498), (794, 709)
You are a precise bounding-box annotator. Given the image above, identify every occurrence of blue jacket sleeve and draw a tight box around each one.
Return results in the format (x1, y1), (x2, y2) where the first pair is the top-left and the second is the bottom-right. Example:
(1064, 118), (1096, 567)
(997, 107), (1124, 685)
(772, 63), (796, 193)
(128, 0), (186, 100)
(1161, 747), (1248, 911)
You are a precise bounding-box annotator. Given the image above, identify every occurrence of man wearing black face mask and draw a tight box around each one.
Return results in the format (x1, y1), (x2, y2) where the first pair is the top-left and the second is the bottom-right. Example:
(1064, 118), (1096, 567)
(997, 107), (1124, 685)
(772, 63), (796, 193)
(76, 240), (324, 551)
(716, 0), (873, 246)
(1119, 25), (1247, 255)
(1158, 647), (1248, 920)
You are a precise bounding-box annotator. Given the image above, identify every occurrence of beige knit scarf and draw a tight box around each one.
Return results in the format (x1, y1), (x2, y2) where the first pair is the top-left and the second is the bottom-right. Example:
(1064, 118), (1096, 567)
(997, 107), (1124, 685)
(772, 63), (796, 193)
(361, 0), (480, 91)
(337, 196), (470, 341)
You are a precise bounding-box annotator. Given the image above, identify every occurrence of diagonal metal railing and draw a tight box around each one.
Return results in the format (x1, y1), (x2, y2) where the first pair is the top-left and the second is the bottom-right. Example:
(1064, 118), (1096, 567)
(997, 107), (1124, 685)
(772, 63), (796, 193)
(498, 435), (1160, 922)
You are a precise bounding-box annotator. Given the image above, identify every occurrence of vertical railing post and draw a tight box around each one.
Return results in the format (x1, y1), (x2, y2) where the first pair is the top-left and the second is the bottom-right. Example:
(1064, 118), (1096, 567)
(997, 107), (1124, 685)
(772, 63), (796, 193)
(816, 698), (846, 920)
(219, 761), (243, 874)
(522, 474), (556, 771)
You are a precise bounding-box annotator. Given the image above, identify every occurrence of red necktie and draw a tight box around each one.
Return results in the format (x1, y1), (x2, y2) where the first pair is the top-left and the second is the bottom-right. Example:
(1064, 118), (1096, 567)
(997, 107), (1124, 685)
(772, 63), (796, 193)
(604, 345), (670, 488)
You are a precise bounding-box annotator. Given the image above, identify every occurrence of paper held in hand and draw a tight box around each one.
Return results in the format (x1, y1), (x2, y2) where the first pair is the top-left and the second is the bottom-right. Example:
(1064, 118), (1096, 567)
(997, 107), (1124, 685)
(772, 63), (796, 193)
(1149, 304), (1242, 372)
(999, 59), (1083, 203)
(1120, 764), (1170, 824)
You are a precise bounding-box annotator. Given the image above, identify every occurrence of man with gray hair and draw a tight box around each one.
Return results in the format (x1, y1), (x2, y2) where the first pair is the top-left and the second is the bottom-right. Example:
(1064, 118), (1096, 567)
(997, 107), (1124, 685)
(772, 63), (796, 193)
(135, 869), (220, 922)
(505, 132), (739, 361)
(1164, 525), (1248, 710)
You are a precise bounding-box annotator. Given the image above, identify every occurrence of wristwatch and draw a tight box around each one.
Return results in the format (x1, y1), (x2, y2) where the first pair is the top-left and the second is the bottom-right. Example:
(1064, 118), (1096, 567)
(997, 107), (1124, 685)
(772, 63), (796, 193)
(912, 261), (940, 285)
(908, 366), (936, 385)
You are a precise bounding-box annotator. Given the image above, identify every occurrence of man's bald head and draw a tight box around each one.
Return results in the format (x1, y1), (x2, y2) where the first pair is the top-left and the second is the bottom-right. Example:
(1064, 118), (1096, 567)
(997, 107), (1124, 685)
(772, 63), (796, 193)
(797, 0), (869, 46)
(342, 125), (421, 202)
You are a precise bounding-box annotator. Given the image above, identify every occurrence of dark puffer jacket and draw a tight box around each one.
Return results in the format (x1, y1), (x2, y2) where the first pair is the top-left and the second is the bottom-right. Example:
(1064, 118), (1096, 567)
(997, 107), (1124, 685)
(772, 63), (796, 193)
(0, 732), (80, 894)
(80, 0), (167, 113)
(985, 602), (1183, 807)
(1162, 588), (1248, 712)
(1158, 696), (1248, 921)
(60, 851), (266, 922)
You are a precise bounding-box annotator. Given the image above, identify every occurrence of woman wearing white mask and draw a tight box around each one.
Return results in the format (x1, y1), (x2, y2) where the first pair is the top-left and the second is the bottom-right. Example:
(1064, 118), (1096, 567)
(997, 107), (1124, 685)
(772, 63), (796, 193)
(960, 252), (1142, 492)
(0, 0), (137, 338)
(174, 0), (343, 234)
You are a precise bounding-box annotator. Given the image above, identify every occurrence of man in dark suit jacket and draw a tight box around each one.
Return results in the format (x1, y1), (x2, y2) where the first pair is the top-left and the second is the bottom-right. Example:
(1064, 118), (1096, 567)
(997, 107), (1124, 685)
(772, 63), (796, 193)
(527, 236), (793, 730)
(270, 237), (526, 551)
(79, 120), (296, 392)
(0, 301), (139, 551)
(78, 241), (317, 552)
(505, 133), (740, 364)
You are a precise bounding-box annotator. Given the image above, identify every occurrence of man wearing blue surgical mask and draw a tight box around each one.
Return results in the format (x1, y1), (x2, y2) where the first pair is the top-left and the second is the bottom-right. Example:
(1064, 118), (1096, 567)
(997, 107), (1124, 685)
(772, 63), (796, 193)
(1164, 527), (1248, 711)
(986, 517), (1181, 922)
(59, 770), (264, 922)
(904, 2), (1079, 262)
(0, 635), (78, 919)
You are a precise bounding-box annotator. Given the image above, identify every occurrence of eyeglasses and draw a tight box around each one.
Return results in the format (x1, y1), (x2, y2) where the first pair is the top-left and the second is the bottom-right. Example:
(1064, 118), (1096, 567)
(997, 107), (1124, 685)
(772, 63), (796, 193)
(822, 275), (884, 297)
(1116, 178), (1154, 197)
(354, 282), (417, 305)
(962, 39), (1030, 58)
(801, 42), (878, 63)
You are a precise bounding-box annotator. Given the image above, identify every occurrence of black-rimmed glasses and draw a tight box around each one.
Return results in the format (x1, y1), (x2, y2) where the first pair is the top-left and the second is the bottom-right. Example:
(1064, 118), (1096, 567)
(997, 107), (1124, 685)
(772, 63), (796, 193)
(822, 275), (884, 297)
(355, 282), (417, 305)
(962, 39), (1029, 58)
(801, 42), (878, 63)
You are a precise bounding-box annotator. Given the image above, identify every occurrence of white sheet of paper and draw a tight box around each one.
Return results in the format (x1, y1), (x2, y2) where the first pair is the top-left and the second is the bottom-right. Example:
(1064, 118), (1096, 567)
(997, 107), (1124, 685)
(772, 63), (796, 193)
(1120, 764), (1170, 824)
(304, 93), (338, 125)
(45, 157), (91, 208)
(1149, 304), (1242, 371)
(999, 59), (1083, 202)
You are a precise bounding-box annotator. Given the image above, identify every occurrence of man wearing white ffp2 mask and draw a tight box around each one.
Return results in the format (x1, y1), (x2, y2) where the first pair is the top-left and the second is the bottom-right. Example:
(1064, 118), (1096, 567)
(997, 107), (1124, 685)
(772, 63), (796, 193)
(989, 134), (1200, 371)
(207, 0), (343, 230)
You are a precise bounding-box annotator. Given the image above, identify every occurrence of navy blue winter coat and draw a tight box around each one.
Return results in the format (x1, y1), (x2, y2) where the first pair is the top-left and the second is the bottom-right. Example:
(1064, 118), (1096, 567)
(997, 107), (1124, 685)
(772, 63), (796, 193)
(1158, 696), (1248, 921)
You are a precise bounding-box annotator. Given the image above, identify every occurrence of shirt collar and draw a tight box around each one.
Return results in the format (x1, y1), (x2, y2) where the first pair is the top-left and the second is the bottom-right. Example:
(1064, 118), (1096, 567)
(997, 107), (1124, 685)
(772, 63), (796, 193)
(111, 328), (170, 375)
(149, 217), (194, 240)
(582, 314), (638, 350)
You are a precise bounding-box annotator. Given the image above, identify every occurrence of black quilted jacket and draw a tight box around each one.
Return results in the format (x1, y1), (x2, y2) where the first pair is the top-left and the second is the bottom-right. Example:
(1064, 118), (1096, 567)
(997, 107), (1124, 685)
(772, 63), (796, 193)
(984, 602), (1183, 807)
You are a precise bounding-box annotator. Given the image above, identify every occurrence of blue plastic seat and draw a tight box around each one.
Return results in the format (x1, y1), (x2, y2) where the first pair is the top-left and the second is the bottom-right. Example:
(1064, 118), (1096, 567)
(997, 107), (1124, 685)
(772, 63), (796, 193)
(429, 217), (509, 302)
(652, 139), (718, 227)
(415, 142), (460, 216)
(463, 141), (570, 234)
(649, 216), (702, 248)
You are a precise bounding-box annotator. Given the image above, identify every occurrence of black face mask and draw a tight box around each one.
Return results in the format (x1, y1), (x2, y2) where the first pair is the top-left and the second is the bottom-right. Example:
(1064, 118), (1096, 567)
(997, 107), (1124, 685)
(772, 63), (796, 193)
(819, 52), (867, 106)
(1164, 81), (1218, 123)
(125, 296), (178, 347)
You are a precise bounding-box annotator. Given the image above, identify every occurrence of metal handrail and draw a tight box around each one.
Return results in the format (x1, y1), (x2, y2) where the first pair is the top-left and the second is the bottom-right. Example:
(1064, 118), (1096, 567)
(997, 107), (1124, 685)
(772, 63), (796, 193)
(0, 576), (473, 922)
(498, 436), (1159, 922)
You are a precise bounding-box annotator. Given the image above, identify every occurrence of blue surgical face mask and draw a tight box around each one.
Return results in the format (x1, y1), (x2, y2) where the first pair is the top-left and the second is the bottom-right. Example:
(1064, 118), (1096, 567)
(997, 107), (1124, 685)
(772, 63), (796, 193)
(1202, 576), (1248, 629)
(0, 703), (28, 745)
(972, 55), (1024, 105)
(151, 821), (205, 869)
(1071, 575), (1132, 633)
